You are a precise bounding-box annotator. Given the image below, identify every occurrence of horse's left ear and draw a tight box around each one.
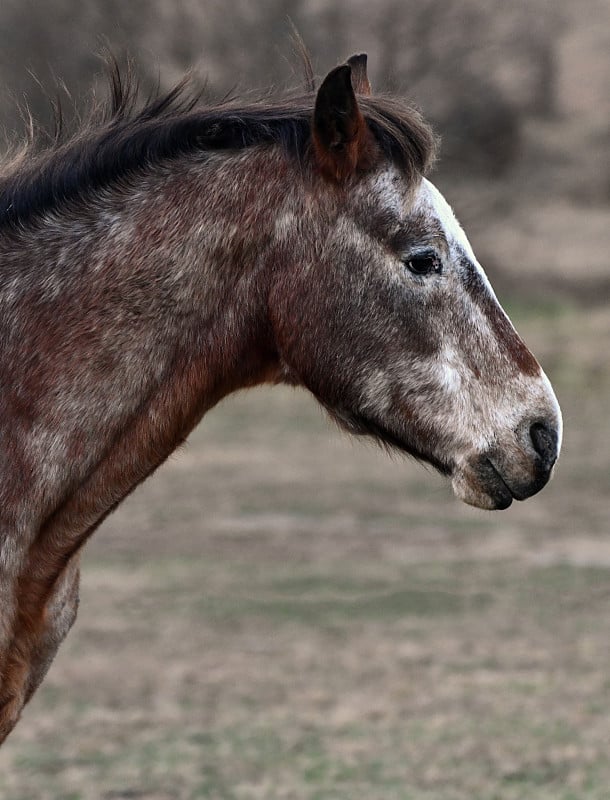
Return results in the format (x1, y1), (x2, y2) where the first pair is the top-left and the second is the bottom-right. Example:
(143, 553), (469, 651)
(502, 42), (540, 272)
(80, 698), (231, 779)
(313, 62), (376, 182)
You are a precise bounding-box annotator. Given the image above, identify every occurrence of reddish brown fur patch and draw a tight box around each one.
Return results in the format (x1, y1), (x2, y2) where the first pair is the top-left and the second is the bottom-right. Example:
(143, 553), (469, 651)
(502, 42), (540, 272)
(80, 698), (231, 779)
(0, 337), (282, 742)
(488, 306), (541, 377)
(463, 263), (541, 377)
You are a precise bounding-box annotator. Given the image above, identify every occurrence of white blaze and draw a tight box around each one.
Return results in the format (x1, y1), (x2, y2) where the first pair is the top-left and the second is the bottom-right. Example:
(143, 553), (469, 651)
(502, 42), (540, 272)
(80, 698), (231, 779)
(415, 178), (496, 296)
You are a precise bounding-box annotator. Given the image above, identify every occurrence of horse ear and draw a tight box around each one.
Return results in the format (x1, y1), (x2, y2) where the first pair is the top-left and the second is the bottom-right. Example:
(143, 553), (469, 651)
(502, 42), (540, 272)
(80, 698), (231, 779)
(313, 63), (376, 182)
(346, 54), (372, 96)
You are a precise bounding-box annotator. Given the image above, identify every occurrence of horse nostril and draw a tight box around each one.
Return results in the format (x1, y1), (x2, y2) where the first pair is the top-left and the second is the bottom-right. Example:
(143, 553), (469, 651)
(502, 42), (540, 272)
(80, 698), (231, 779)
(530, 422), (558, 468)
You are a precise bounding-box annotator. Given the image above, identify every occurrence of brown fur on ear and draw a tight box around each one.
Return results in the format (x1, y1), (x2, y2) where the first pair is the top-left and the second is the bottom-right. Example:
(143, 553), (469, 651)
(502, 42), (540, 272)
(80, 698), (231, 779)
(347, 54), (372, 96)
(312, 64), (378, 182)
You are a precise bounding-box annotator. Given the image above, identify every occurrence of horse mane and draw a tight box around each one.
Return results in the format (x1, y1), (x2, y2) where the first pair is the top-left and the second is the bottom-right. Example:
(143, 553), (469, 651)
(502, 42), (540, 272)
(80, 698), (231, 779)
(0, 56), (436, 231)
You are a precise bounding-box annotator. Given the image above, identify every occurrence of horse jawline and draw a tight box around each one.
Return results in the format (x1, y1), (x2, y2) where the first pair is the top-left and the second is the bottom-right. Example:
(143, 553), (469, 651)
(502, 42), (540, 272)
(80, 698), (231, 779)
(324, 404), (452, 477)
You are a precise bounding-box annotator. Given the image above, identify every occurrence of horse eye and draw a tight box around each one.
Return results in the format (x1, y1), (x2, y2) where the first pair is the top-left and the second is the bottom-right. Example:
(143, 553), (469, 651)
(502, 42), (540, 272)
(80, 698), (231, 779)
(404, 253), (441, 276)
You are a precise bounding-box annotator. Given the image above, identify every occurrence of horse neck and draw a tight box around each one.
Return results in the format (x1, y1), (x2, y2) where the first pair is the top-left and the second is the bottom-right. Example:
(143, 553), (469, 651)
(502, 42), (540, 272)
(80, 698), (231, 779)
(0, 146), (306, 725)
(0, 146), (300, 546)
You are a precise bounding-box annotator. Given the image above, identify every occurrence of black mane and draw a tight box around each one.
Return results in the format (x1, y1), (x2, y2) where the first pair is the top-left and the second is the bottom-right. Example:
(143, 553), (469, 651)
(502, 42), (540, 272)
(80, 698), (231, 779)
(0, 59), (436, 230)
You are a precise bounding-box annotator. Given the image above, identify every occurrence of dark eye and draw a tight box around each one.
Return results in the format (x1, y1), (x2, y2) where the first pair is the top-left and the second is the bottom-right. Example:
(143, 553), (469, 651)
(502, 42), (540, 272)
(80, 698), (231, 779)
(404, 252), (441, 276)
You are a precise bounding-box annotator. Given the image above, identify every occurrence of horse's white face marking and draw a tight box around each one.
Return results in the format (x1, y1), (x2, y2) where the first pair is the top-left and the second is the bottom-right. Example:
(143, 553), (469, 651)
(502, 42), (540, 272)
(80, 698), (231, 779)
(414, 178), (497, 296)
(416, 179), (476, 260)
(437, 346), (464, 394)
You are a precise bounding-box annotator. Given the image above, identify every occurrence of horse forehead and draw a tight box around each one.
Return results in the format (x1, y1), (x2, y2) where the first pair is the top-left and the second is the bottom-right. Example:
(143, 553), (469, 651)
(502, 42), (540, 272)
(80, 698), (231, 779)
(414, 178), (477, 262)
(413, 178), (499, 298)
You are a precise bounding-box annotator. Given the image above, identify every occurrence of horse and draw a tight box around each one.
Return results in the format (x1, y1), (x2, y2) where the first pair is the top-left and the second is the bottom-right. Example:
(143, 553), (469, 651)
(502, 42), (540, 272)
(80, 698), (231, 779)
(0, 53), (561, 743)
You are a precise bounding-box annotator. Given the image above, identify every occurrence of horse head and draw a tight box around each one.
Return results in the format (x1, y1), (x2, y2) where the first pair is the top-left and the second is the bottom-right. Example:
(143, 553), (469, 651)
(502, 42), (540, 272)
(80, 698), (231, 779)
(271, 56), (561, 509)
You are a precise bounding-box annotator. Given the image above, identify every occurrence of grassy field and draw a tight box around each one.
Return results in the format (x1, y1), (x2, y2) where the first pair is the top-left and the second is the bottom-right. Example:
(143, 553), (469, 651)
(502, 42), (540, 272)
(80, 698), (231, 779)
(0, 303), (609, 800)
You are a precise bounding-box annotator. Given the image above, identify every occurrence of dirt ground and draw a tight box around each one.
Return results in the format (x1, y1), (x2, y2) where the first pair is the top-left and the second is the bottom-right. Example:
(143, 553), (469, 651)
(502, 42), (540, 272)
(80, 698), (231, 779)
(0, 303), (609, 799)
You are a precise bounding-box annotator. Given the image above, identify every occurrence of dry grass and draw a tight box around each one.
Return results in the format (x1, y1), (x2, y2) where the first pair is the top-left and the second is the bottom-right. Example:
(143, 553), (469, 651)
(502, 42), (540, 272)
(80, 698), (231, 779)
(0, 304), (609, 799)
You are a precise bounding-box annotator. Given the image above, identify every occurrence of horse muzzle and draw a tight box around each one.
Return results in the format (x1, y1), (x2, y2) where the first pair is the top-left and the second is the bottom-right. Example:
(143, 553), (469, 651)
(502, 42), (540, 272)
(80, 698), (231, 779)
(452, 419), (561, 510)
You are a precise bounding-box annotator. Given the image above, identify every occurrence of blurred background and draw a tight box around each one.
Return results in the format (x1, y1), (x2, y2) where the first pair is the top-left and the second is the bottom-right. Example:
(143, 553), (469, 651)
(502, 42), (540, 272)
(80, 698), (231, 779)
(0, 2), (608, 799)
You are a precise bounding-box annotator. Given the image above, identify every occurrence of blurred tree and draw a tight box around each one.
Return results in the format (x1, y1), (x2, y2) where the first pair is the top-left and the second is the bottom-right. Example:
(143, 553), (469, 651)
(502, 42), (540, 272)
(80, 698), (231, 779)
(0, 0), (567, 178)
(369, 0), (564, 175)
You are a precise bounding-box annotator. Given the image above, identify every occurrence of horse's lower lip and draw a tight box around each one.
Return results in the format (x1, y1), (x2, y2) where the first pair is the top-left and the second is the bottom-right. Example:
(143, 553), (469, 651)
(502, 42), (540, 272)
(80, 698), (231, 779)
(478, 458), (514, 509)
(451, 457), (515, 510)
